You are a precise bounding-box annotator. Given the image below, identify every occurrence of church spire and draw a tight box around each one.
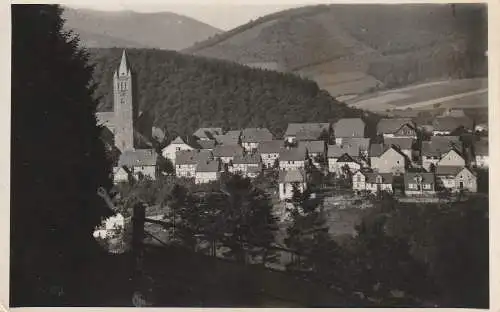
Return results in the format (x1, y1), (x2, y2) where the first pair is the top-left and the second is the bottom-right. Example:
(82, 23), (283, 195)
(117, 49), (130, 77)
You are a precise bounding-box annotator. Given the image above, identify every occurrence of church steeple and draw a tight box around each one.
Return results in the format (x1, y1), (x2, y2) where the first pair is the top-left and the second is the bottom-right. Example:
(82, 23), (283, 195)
(117, 49), (130, 77)
(113, 49), (134, 152)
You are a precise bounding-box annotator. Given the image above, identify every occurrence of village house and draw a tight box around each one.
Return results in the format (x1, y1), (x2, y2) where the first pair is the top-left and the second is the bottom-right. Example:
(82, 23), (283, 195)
(161, 136), (194, 164)
(258, 140), (284, 169)
(333, 118), (365, 145)
(230, 153), (262, 178)
(193, 127), (223, 141)
(376, 118), (417, 138)
(370, 145), (407, 174)
(196, 139), (217, 152)
(213, 132), (240, 146)
(284, 123), (330, 144)
(384, 137), (414, 163)
(278, 169), (307, 200)
(421, 137), (462, 171)
(341, 137), (371, 157)
(474, 139), (488, 168)
(352, 170), (393, 194)
(279, 147), (307, 171)
(432, 116), (473, 136)
(404, 172), (436, 196)
(113, 166), (130, 184)
(213, 144), (244, 165)
(303, 140), (326, 168)
(175, 150), (212, 178)
(435, 165), (477, 193)
(195, 159), (221, 184)
(240, 128), (273, 151)
(436, 148), (466, 168)
(117, 149), (159, 181)
(328, 144), (361, 176)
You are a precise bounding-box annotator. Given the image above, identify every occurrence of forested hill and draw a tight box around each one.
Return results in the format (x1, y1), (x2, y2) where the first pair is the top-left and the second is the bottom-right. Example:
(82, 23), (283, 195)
(89, 48), (377, 137)
(184, 4), (487, 97)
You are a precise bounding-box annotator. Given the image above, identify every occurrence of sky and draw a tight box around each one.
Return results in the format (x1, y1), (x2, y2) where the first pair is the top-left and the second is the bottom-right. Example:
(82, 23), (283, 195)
(65, 3), (305, 30)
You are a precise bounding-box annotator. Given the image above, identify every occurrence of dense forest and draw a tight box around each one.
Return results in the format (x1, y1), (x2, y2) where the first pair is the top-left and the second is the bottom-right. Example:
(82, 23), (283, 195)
(89, 48), (378, 137)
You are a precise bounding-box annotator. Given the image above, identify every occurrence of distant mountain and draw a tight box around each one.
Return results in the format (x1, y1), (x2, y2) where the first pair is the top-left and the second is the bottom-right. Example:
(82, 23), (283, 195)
(62, 7), (222, 50)
(89, 48), (380, 137)
(183, 4), (487, 98)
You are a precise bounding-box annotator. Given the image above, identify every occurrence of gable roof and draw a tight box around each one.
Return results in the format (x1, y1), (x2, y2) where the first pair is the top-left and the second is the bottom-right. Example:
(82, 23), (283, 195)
(193, 127), (223, 140)
(258, 140), (284, 154)
(384, 137), (414, 150)
(176, 150), (212, 165)
(404, 172), (435, 184)
(369, 143), (386, 157)
(196, 159), (220, 172)
(232, 153), (261, 164)
(280, 147), (307, 161)
(334, 118), (365, 138)
(432, 117), (473, 132)
(241, 128), (273, 143)
(341, 138), (370, 151)
(328, 144), (359, 158)
(365, 173), (394, 184)
(337, 153), (358, 163)
(118, 149), (158, 167)
(213, 134), (240, 146)
(279, 169), (306, 183)
(170, 136), (188, 145)
(435, 165), (465, 176)
(196, 139), (216, 150)
(376, 118), (415, 134)
(213, 144), (244, 158)
(284, 123), (330, 138)
(303, 140), (325, 154)
(422, 140), (462, 157)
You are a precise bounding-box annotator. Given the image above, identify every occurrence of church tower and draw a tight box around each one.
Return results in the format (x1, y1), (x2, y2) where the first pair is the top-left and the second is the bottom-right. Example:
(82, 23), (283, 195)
(113, 50), (135, 152)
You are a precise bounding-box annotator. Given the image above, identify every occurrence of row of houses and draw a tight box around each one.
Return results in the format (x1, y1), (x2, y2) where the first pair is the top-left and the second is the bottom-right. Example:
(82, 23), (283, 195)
(113, 117), (488, 199)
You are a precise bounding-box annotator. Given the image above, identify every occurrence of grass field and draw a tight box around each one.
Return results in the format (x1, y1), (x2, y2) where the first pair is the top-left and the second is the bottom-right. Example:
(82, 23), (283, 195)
(346, 78), (487, 112)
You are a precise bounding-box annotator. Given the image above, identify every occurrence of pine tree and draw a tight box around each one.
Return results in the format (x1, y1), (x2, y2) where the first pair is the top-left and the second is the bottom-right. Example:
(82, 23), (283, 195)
(11, 5), (113, 305)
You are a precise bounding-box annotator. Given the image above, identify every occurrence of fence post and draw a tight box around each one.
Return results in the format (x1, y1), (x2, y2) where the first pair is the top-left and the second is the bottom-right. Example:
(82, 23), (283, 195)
(131, 202), (147, 306)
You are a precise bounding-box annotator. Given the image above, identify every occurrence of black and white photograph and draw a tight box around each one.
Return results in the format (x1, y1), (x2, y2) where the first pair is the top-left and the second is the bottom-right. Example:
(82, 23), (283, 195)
(9, 1), (491, 308)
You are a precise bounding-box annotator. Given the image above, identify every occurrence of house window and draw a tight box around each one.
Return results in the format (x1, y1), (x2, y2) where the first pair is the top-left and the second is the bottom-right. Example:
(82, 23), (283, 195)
(176, 147), (181, 151)
(376, 176), (382, 184)
(423, 184), (431, 190)
(357, 175), (361, 182)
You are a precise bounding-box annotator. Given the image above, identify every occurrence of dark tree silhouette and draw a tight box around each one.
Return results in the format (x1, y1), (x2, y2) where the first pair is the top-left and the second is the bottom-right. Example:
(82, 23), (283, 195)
(11, 5), (113, 306)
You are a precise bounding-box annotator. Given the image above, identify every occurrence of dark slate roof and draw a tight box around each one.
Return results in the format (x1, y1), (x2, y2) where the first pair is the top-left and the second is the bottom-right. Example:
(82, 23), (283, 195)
(333, 118), (365, 138)
(278, 169), (306, 183)
(257, 140), (284, 154)
(213, 144), (244, 158)
(232, 153), (261, 164)
(475, 140), (488, 156)
(365, 173), (394, 184)
(376, 118), (414, 134)
(369, 143), (386, 157)
(170, 136), (188, 145)
(196, 139), (216, 150)
(341, 138), (370, 151)
(118, 149), (158, 167)
(337, 153), (359, 163)
(384, 137), (414, 150)
(284, 123), (330, 138)
(435, 165), (465, 176)
(196, 159), (220, 172)
(176, 150), (212, 165)
(193, 127), (223, 140)
(422, 140), (462, 157)
(328, 144), (359, 158)
(213, 134), (239, 146)
(241, 128), (273, 143)
(303, 140), (325, 154)
(280, 147), (307, 161)
(404, 172), (435, 184)
(432, 117), (473, 132)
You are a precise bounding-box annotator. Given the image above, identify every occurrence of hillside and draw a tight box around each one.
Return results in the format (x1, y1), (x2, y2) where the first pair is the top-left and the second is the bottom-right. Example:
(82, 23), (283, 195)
(88, 48), (378, 137)
(183, 4), (487, 97)
(62, 7), (222, 50)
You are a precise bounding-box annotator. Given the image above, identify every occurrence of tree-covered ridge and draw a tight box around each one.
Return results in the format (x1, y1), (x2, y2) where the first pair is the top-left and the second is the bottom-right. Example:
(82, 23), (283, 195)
(89, 48), (376, 137)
